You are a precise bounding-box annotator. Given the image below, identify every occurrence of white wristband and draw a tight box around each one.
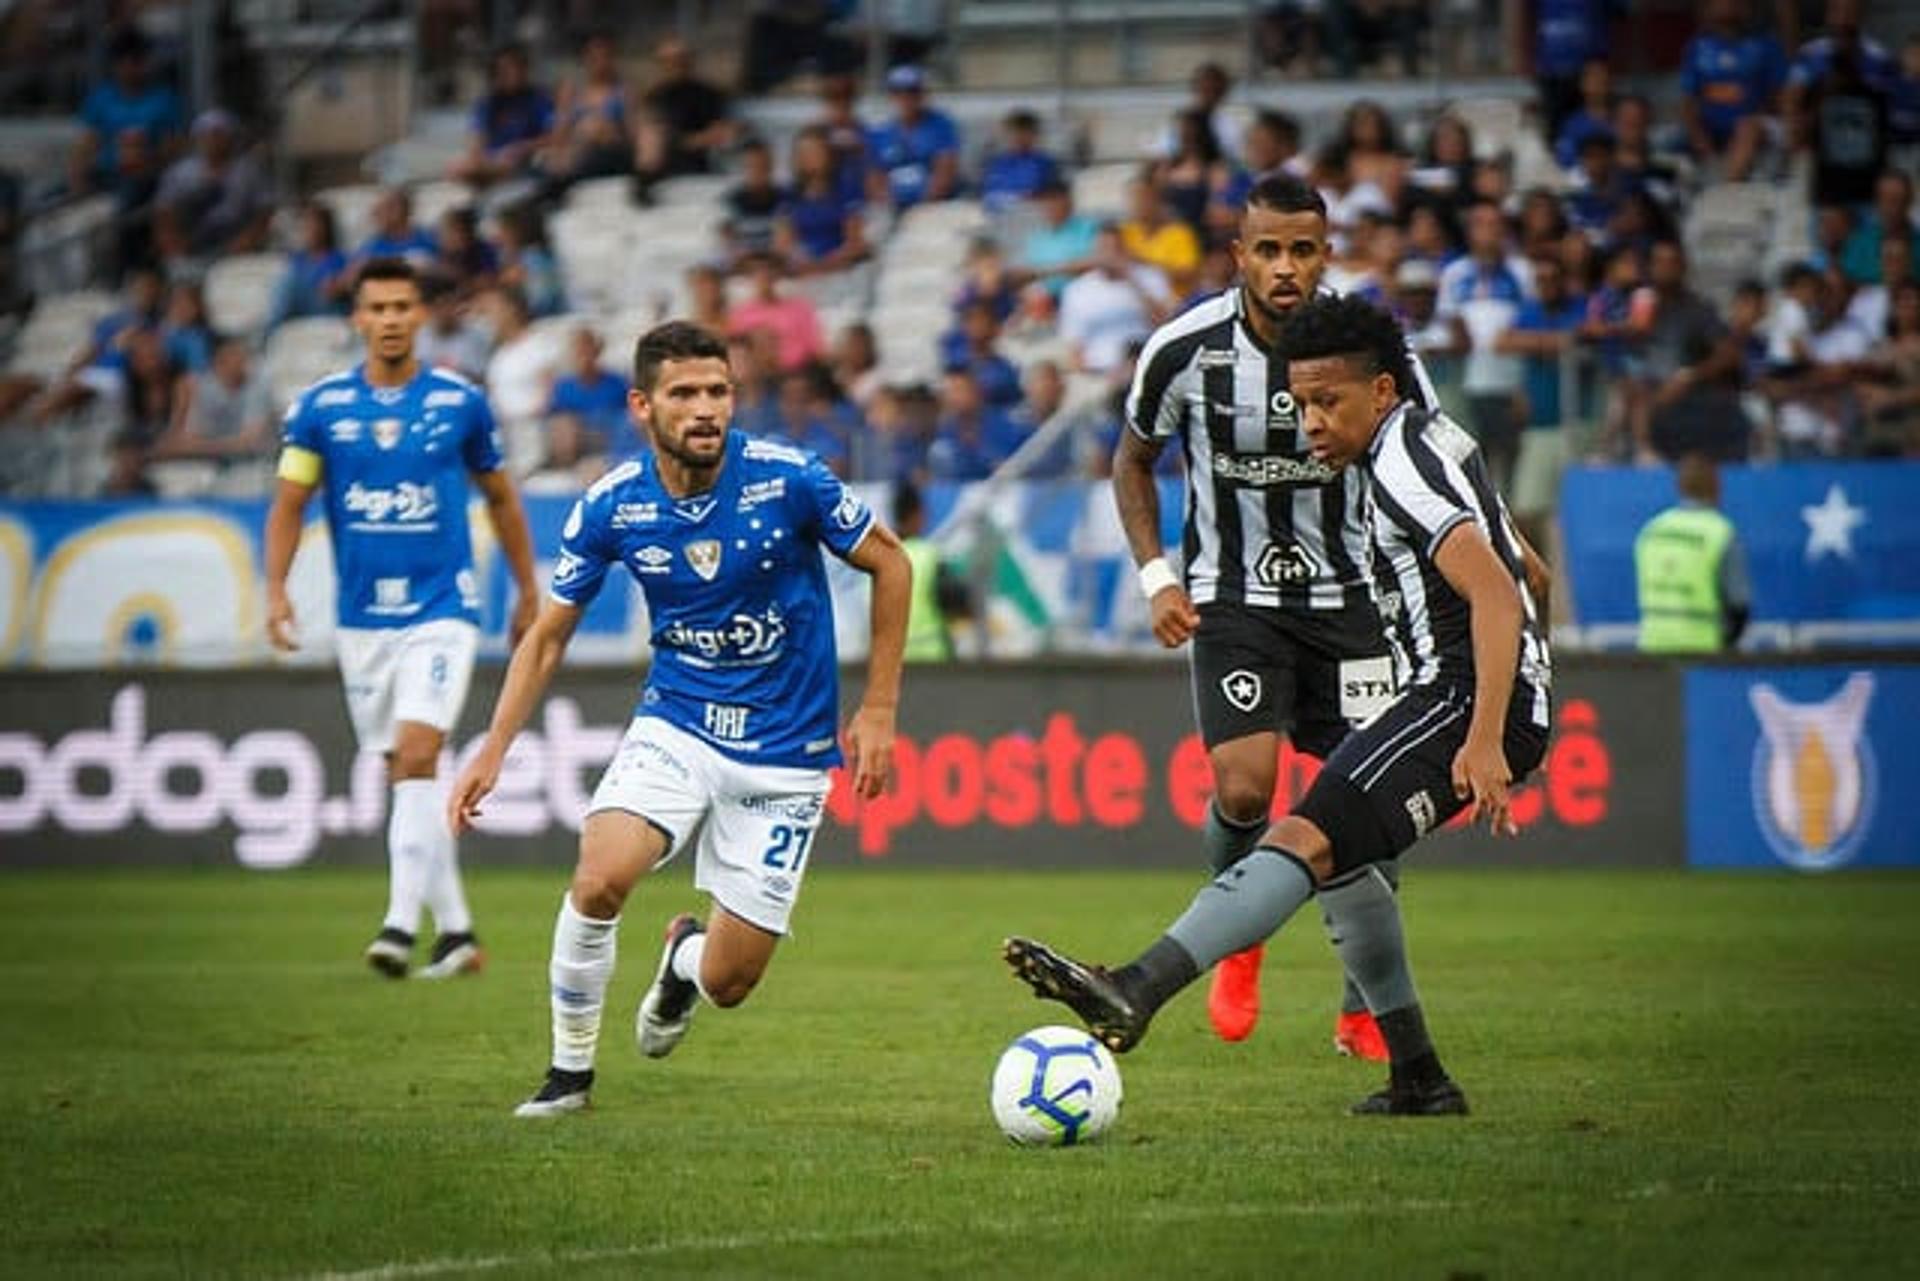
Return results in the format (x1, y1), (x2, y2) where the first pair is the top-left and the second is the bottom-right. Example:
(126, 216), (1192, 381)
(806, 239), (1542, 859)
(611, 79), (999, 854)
(1137, 557), (1179, 600)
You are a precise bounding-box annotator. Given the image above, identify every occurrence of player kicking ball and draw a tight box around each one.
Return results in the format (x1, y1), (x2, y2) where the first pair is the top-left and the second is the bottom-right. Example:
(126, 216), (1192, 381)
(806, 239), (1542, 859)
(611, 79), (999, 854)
(447, 322), (910, 1118)
(1006, 296), (1554, 1115)
(266, 257), (538, 980)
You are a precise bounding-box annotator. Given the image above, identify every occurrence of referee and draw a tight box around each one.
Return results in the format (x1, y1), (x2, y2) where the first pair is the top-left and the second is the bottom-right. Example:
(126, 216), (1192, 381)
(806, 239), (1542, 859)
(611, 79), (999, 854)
(1114, 173), (1437, 1056)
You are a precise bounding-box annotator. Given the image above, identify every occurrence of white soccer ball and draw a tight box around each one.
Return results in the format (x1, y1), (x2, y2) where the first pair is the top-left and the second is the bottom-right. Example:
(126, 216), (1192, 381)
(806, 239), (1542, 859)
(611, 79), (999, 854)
(990, 1024), (1124, 1147)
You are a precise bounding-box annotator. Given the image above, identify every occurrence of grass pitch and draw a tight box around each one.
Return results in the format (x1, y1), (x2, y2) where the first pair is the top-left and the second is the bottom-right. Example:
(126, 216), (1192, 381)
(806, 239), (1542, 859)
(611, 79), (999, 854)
(1, 866), (1916, 1280)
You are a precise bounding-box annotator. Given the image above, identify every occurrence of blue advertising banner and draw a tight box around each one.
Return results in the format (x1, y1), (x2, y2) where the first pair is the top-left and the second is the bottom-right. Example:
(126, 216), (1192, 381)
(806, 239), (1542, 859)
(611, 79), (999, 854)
(1560, 462), (1920, 648)
(1686, 665), (1920, 871)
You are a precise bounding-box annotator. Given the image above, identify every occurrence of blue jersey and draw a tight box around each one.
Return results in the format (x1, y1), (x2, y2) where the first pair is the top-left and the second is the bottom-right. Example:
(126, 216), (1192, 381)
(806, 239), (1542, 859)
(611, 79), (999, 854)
(282, 364), (503, 629)
(550, 432), (875, 769)
(1681, 32), (1787, 141)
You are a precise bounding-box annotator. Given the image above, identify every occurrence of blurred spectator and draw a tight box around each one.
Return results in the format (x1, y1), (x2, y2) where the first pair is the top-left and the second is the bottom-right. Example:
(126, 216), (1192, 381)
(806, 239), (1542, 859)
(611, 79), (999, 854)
(729, 252), (825, 372)
(546, 327), (633, 470)
(450, 43), (555, 187)
(1634, 452), (1750, 653)
(496, 205), (566, 318)
(1258, 1), (1323, 75)
(1336, 100), (1409, 197)
(941, 299), (1023, 410)
(953, 237), (1020, 324)
(1563, 131), (1636, 242)
(1763, 265), (1874, 457)
(928, 368), (1007, 481)
(1847, 236), (1914, 337)
(1019, 179), (1100, 297)
(1555, 58), (1617, 169)
(1894, 36), (1920, 147)
(1184, 243), (1240, 310)
(1767, 262), (1823, 366)
(1810, 202), (1854, 272)
(1059, 224), (1174, 373)
(982, 110), (1063, 214)
(685, 262), (731, 335)
(895, 480), (967, 662)
(1403, 202), (1461, 271)
(1312, 143), (1393, 251)
(831, 321), (883, 412)
(1157, 109), (1233, 234)
(723, 138), (786, 265)
(728, 331), (781, 436)
(547, 31), (635, 186)
(1788, 2), (1894, 206)
(356, 189), (438, 271)
(415, 278), (490, 380)
(1007, 359), (1080, 477)
(876, 0), (946, 71)
(778, 125), (870, 276)
(1726, 278), (1771, 384)
(1120, 174), (1201, 295)
(1325, 0), (1425, 79)
(1157, 63), (1242, 162)
(479, 285), (552, 467)
(432, 206), (501, 298)
(1611, 95), (1685, 212)
(1499, 254), (1591, 546)
(151, 333), (271, 463)
(1517, 187), (1571, 258)
(809, 74), (873, 203)
(1210, 109), (1305, 242)
(267, 202), (349, 331)
(1784, 0), (1897, 136)
(1840, 170), (1919, 283)
(741, 1), (860, 94)
(0, 263), (160, 423)
(1680, 0), (1786, 181)
(106, 327), (179, 496)
(867, 65), (960, 210)
(864, 383), (937, 481)
(1534, 0), (1625, 142)
(70, 28), (183, 199)
(1391, 258), (1466, 408)
(152, 109), (270, 267)
(1859, 280), (1920, 453)
(1438, 199), (1534, 490)
(1641, 240), (1748, 462)
(635, 37), (736, 192)
(1409, 113), (1477, 202)
(769, 364), (851, 473)
(162, 282), (215, 375)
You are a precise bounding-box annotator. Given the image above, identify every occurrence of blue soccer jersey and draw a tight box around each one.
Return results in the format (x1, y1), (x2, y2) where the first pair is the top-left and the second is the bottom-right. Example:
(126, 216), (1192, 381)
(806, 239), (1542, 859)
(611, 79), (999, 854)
(280, 364), (503, 629)
(549, 433), (875, 769)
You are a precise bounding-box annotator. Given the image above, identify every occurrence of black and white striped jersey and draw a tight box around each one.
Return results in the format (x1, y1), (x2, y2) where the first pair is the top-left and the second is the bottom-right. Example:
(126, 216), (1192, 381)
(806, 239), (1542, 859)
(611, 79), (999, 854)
(1361, 401), (1553, 729)
(1124, 286), (1440, 611)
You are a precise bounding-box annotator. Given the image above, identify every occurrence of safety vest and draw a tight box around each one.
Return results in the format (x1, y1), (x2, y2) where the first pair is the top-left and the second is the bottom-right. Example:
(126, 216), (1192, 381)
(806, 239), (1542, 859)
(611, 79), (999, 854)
(1634, 505), (1733, 653)
(901, 536), (950, 662)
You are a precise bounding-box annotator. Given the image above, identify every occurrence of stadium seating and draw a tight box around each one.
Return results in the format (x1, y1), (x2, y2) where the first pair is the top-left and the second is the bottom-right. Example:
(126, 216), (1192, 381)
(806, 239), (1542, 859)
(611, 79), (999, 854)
(263, 316), (357, 409)
(205, 253), (289, 340)
(5, 290), (117, 381)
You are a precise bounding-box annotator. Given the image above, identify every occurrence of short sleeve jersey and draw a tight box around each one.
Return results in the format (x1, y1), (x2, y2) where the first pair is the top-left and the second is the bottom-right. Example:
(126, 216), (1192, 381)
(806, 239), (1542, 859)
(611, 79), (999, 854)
(548, 432), (875, 768)
(281, 365), (503, 629)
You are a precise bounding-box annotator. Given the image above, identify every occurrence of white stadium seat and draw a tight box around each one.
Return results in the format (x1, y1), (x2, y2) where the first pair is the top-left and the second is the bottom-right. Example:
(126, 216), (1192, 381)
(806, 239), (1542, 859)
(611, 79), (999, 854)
(314, 184), (384, 253)
(409, 179), (480, 229)
(263, 316), (356, 411)
(204, 254), (288, 340)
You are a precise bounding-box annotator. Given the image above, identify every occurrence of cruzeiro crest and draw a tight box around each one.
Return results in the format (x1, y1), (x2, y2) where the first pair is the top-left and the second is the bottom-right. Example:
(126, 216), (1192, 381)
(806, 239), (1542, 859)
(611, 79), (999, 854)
(371, 418), (405, 449)
(1748, 673), (1876, 871)
(685, 539), (722, 581)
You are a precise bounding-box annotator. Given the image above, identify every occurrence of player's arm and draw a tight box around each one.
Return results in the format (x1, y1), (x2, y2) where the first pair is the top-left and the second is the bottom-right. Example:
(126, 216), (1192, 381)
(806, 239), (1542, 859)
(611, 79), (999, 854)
(1115, 349), (1199, 648)
(449, 598), (584, 833)
(472, 467), (539, 646)
(263, 448), (321, 652)
(1512, 524), (1553, 622)
(843, 520), (911, 800)
(1434, 521), (1526, 836)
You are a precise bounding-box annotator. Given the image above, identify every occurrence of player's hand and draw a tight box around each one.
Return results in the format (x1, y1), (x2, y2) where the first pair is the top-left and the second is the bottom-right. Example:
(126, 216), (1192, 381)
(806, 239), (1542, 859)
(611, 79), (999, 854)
(1148, 585), (1200, 648)
(507, 590), (538, 648)
(1451, 735), (1515, 836)
(844, 703), (896, 799)
(266, 591), (298, 652)
(447, 746), (504, 835)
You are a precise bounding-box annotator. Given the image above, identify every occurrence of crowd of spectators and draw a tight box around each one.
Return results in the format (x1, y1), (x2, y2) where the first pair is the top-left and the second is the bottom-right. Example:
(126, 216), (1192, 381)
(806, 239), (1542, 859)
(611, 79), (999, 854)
(2, 0), (1917, 504)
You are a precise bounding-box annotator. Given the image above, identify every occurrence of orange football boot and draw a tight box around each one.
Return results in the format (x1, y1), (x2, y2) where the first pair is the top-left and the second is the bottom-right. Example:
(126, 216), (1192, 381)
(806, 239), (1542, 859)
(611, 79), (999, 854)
(1207, 944), (1265, 1041)
(1333, 1009), (1390, 1062)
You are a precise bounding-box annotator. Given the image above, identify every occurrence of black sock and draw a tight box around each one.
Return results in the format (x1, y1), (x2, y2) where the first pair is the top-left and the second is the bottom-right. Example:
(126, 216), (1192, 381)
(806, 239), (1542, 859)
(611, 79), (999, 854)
(1376, 1005), (1446, 1088)
(1111, 935), (1199, 1017)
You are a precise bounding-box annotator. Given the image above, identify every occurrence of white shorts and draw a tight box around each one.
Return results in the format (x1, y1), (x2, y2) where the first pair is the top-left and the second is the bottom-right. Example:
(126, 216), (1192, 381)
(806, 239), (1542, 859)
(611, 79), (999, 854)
(588, 716), (832, 936)
(334, 618), (479, 752)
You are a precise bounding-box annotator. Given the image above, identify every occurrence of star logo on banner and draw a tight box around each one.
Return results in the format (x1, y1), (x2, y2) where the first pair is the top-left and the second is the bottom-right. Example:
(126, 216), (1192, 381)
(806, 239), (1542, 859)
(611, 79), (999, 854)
(1801, 483), (1867, 561)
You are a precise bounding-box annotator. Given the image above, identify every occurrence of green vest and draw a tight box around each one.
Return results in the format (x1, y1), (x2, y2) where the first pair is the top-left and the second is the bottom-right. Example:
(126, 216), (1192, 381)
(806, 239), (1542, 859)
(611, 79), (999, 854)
(1635, 505), (1733, 653)
(902, 537), (950, 662)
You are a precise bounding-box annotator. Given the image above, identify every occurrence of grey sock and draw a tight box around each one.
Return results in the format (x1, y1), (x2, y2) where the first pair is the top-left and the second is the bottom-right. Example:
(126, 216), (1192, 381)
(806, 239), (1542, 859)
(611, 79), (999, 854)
(1166, 847), (1316, 973)
(1202, 800), (1269, 875)
(1332, 861), (1396, 1013)
(1320, 863), (1420, 1017)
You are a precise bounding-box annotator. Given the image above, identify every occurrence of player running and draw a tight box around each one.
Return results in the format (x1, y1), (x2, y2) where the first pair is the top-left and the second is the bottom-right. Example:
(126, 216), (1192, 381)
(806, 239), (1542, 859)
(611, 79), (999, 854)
(265, 257), (538, 980)
(447, 321), (911, 1118)
(1010, 295), (1553, 1115)
(1116, 173), (1439, 1057)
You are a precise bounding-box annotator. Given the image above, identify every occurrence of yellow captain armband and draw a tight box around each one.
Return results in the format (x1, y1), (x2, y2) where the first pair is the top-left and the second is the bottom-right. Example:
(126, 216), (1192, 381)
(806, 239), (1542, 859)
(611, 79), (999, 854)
(276, 446), (322, 485)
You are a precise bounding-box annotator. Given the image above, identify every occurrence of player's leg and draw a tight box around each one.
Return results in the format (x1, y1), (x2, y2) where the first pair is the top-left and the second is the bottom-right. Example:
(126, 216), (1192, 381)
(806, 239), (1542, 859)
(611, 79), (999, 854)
(518, 716), (705, 1116)
(336, 626), (425, 976)
(1190, 604), (1289, 1042)
(637, 755), (830, 1057)
(389, 621), (482, 979)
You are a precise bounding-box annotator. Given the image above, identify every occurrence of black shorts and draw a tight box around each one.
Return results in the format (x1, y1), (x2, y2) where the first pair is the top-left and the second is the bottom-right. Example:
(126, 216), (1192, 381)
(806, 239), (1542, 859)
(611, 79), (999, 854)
(1188, 600), (1395, 758)
(1296, 684), (1553, 873)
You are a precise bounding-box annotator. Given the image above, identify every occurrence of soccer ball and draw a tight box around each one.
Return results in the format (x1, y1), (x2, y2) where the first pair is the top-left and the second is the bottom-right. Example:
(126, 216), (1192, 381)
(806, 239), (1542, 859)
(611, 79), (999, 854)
(989, 1025), (1123, 1147)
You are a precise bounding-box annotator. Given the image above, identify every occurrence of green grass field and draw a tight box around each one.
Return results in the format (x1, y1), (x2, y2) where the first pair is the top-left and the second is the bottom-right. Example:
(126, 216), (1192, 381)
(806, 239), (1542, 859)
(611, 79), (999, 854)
(2, 866), (1917, 1280)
